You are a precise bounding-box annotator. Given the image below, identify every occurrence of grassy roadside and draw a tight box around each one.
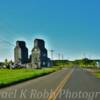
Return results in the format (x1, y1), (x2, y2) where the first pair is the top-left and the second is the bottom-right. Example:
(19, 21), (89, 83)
(84, 68), (100, 78)
(94, 71), (100, 78)
(0, 67), (61, 88)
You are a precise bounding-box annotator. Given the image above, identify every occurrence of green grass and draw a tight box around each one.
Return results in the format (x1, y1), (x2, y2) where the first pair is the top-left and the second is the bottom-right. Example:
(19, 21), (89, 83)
(94, 72), (100, 78)
(0, 67), (60, 88)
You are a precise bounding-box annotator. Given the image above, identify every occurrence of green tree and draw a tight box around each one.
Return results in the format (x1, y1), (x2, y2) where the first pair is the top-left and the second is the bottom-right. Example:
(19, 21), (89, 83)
(4, 59), (10, 69)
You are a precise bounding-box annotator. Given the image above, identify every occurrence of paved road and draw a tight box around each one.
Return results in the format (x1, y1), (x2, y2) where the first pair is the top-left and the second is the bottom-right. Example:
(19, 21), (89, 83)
(57, 68), (100, 100)
(0, 68), (100, 100)
(0, 68), (70, 100)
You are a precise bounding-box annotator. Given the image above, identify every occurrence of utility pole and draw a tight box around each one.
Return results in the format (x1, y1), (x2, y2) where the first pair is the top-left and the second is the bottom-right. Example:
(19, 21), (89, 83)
(58, 53), (61, 60)
(50, 50), (54, 61)
(62, 53), (64, 61)
(83, 53), (86, 59)
(62, 53), (64, 67)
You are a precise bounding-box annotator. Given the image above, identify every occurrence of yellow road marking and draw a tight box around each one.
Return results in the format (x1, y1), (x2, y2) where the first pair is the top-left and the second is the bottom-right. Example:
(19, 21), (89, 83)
(48, 69), (74, 100)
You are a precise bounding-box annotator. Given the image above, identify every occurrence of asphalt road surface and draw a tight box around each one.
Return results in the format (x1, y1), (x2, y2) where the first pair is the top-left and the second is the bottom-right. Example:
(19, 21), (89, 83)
(0, 68), (100, 100)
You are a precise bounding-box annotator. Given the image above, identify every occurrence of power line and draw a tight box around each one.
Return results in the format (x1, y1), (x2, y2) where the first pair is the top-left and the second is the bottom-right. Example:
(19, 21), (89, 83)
(0, 38), (15, 47)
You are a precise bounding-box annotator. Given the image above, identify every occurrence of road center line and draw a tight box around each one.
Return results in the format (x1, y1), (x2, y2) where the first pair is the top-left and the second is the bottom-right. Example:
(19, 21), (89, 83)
(48, 68), (74, 100)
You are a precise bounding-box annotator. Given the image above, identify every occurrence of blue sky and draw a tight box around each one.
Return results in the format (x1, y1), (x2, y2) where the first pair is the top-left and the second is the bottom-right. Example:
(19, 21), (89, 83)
(0, 0), (100, 61)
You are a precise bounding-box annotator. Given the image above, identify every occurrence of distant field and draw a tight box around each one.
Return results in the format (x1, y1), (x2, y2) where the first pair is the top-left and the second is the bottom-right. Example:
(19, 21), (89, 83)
(0, 67), (60, 88)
